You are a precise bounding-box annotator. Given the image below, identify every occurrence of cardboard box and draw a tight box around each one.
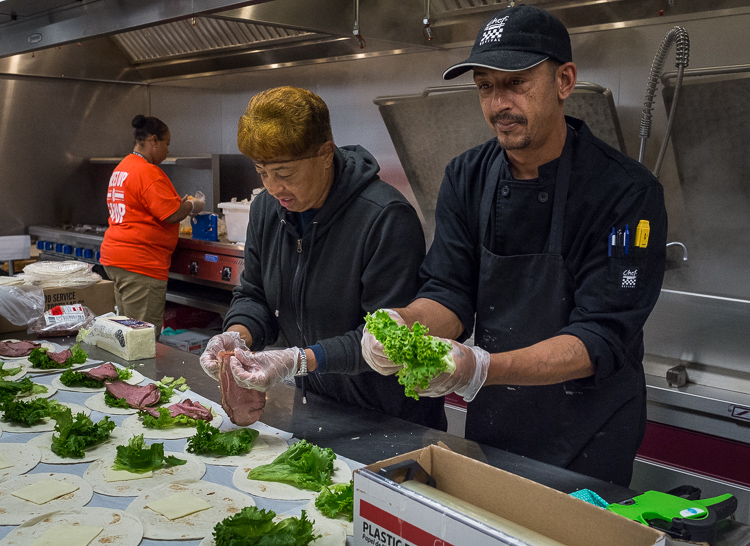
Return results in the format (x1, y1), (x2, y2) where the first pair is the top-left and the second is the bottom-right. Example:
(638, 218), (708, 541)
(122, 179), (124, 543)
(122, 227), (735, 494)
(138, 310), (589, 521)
(0, 280), (116, 334)
(159, 329), (213, 355)
(354, 444), (671, 546)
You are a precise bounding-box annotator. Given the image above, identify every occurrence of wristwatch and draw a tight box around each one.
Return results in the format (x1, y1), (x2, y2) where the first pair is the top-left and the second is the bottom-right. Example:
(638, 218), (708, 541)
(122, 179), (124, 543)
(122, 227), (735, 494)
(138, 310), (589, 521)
(295, 348), (308, 377)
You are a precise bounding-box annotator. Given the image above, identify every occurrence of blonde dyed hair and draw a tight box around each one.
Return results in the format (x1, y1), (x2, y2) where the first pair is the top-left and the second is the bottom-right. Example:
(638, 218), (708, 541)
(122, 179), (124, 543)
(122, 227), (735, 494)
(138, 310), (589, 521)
(237, 86), (333, 162)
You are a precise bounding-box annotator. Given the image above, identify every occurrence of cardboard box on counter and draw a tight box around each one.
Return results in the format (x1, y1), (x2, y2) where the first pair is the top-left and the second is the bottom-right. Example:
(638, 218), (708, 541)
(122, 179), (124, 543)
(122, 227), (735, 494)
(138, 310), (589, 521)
(159, 329), (213, 355)
(0, 280), (116, 334)
(353, 444), (672, 546)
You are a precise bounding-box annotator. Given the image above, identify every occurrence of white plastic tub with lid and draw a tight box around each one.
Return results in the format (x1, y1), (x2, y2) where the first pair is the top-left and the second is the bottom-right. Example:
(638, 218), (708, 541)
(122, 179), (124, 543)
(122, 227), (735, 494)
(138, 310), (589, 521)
(218, 201), (252, 243)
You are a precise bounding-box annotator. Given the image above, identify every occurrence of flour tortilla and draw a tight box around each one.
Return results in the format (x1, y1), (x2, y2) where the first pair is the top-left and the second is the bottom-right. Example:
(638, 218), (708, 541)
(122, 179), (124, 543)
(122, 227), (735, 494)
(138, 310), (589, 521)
(0, 443), (42, 482)
(126, 480), (256, 540)
(84, 391), (181, 415)
(0, 472), (94, 525)
(83, 450), (206, 497)
(0, 365), (26, 382)
(305, 495), (354, 536)
(0, 507), (144, 546)
(14, 384), (57, 401)
(183, 430), (288, 466)
(197, 511), (346, 546)
(52, 368), (145, 393)
(121, 410), (223, 440)
(0, 402), (90, 433)
(232, 458), (352, 500)
(26, 425), (130, 464)
(0, 340), (55, 360)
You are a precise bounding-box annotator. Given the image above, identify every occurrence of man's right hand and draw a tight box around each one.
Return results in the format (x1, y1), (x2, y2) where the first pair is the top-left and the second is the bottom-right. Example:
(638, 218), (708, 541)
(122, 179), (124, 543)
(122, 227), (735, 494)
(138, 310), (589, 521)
(361, 308), (405, 376)
(199, 331), (249, 380)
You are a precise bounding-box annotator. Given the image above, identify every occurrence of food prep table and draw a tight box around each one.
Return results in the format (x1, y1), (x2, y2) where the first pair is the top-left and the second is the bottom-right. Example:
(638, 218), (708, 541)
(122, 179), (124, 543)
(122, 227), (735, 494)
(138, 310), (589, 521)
(3, 334), (750, 545)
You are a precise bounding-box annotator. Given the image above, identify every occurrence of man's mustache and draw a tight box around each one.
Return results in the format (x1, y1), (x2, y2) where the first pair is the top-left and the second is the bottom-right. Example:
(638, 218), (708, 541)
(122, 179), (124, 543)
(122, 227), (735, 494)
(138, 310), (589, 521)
(489, 114), (527, 125)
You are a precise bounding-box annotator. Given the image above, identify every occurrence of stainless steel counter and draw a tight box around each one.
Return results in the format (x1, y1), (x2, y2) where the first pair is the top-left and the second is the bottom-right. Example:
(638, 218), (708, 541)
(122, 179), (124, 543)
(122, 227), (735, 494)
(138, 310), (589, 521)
(15, 334), (750, 544)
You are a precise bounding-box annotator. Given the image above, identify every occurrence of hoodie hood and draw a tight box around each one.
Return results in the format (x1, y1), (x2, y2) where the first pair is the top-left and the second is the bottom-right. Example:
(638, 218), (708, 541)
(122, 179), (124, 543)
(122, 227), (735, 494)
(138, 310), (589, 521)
(274, 144), (381, 234)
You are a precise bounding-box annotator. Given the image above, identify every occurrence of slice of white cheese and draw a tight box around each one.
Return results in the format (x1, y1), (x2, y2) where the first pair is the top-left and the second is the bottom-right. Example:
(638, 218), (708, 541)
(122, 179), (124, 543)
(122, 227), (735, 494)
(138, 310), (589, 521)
(33, 525), (103, 546)
(11, 479), (79, 505)
(82, 316), (155, 361)
(106, 468), (154, 482)
(0, 452), (14, 470)
(146, 491), (212, 520)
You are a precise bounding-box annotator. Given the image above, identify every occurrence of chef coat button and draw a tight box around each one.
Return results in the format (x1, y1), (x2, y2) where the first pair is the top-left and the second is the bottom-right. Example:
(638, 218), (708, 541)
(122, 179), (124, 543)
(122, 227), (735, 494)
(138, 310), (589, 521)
(538, 191), (549, 203)
(501, 185), (510, 198)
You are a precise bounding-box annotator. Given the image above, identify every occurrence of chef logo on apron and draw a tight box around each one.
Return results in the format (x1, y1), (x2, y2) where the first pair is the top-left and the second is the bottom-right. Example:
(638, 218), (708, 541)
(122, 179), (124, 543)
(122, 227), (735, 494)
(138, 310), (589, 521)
(621, 268), (638, 288)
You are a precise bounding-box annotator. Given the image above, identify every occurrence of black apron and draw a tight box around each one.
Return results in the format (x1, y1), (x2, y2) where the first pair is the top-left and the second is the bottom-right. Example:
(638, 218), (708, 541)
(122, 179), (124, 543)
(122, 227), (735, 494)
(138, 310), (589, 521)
(465, 131), (646, 486)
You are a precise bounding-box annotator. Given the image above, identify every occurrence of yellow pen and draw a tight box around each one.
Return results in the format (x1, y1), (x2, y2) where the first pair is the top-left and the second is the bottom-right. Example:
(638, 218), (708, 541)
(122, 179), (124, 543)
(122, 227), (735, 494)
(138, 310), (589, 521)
(635, 220), (650, 248)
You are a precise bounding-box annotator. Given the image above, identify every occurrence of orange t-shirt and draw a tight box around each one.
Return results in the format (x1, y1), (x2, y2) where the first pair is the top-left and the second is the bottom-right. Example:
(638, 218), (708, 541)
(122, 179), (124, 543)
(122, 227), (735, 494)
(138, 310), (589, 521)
(100, 154), (181, 281)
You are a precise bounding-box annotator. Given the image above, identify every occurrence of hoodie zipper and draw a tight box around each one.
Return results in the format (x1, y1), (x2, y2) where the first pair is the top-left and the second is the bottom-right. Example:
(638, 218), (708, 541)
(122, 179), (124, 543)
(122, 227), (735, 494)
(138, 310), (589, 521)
(291, 236), (307, 345)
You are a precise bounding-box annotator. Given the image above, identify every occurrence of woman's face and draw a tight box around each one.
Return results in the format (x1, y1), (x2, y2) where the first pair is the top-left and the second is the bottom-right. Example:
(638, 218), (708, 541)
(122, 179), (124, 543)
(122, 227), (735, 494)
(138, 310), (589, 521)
(254, 142), (335, 212)
(151, 130), (171, 165)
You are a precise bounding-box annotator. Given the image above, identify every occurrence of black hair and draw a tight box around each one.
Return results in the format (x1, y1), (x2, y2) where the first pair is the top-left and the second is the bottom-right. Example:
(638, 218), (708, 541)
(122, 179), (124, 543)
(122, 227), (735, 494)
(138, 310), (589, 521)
(132, 114), (169, 143)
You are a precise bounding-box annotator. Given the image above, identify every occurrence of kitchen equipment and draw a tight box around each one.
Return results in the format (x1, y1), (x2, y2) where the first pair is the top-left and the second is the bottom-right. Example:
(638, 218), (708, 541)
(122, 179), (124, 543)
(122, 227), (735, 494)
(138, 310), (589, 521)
(218, 201), (252, 243)
(607, 487), (737, 545)
(374, 82), (627, 243)
(191, 213), (219, 242)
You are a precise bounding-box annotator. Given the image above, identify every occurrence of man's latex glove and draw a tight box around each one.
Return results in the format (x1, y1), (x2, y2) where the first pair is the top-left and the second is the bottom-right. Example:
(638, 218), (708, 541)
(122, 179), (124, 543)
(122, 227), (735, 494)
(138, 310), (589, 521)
(361, 308), (405, 376)
(228, 347), (300, 392)
(199, 331), (249, 380)
(418, 341), (490, 402)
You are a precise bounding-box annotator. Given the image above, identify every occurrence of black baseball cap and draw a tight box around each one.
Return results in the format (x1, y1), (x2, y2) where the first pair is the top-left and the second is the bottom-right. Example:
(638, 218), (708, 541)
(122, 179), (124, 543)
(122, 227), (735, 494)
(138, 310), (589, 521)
(443, 4), (572, 80)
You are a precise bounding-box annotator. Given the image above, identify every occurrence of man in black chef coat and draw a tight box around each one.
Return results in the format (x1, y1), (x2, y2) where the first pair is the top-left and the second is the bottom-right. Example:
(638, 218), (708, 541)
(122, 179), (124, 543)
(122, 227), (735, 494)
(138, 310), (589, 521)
(362, 4), (667, 486)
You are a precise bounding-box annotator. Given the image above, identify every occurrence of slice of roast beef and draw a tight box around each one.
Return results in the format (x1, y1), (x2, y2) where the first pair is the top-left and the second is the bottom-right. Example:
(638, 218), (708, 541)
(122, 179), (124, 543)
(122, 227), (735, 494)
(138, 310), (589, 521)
(142, 399), (213, 421)
(82, 362), (119, 382)
(48, 349), (72, 364)
(105, 381), (161, 409)
(0, 340), (41, 357)
(218, 349), (265, 426)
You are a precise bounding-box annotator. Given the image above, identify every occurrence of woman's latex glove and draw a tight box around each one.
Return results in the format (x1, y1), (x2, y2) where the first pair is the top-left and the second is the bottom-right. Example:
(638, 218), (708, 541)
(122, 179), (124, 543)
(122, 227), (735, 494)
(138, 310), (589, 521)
(189, 190), (206, 216)
(361, 308), (406, 376)
(199, 331), (248, 380)
(228, 347), (300, 392)
(418, 341), (490, 402)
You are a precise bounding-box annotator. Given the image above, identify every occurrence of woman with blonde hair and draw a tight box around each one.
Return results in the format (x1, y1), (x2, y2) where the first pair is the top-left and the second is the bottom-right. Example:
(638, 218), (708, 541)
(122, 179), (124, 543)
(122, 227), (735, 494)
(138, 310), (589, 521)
(200, 87), (446, 429)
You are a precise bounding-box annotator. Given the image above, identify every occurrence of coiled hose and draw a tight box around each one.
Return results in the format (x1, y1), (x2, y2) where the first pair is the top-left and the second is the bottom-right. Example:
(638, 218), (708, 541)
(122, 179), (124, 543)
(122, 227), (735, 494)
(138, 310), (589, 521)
(638, 26), (690, 178)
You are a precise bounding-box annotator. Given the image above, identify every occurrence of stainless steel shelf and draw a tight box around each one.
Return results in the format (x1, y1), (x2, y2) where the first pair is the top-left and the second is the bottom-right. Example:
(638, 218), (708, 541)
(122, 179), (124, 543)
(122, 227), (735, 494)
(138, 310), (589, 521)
(89, 156), (212, 169)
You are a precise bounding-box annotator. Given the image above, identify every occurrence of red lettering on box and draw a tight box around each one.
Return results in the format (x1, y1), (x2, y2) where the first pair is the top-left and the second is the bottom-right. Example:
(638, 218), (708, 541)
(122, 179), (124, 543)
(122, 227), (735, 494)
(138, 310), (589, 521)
(360, 500), (454, 546)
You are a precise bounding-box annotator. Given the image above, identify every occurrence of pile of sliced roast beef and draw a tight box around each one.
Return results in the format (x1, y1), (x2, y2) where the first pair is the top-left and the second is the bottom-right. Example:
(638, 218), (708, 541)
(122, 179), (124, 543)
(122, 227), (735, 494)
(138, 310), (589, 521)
(0, 340), (41, 358)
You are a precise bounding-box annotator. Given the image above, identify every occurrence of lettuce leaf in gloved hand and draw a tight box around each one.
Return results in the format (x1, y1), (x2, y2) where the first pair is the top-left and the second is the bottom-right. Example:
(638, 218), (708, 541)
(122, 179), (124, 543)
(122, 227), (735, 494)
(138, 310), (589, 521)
(365, 310), (455, 400)
(247, 439), (335, 491)
(315, 480), (354, 521)
(186, 420), (259, 456)
(112, 433), (187, 473)
(213, 506), (320, 546)
(50, 405), (115, 458)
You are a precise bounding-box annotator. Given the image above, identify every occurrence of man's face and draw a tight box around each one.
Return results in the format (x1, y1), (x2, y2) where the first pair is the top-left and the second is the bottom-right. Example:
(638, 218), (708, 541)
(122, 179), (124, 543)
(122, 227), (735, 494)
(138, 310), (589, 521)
(473, 61), (562, 152)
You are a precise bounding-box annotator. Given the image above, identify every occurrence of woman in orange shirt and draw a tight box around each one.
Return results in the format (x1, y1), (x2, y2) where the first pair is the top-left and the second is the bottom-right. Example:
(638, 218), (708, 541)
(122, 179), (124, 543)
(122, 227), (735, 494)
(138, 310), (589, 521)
(100, 115), (204, 337)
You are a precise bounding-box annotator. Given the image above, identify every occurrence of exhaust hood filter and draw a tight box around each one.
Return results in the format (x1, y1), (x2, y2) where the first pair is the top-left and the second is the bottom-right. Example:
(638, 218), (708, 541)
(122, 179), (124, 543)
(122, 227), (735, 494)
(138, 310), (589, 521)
(111, 17), (316, 64)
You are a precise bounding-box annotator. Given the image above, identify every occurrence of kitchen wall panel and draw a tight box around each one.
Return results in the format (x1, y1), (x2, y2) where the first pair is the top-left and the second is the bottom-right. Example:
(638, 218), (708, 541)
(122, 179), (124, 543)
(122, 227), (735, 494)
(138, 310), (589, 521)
(0, 75), (148, 235)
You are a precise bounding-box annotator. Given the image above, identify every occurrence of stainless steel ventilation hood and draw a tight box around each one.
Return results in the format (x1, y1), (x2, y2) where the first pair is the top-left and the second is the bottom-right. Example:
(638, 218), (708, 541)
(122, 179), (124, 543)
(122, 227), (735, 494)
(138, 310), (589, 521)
(2, 0), (750, 82)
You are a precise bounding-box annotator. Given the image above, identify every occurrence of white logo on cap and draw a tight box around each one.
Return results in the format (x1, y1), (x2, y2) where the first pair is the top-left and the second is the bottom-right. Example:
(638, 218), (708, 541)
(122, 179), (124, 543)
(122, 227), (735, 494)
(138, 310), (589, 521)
(479, 15), (509, 46)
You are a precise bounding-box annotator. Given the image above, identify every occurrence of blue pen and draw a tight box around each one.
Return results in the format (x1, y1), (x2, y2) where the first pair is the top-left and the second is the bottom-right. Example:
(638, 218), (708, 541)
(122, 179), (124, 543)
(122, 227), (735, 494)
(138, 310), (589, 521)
(624, 224), (630, 255)
(608, 227), (616, 257)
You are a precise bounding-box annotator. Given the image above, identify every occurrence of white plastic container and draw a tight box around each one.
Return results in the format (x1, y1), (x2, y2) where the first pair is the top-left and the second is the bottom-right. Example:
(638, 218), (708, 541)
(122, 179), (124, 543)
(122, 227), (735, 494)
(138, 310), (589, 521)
(218, 201), (252, 243)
